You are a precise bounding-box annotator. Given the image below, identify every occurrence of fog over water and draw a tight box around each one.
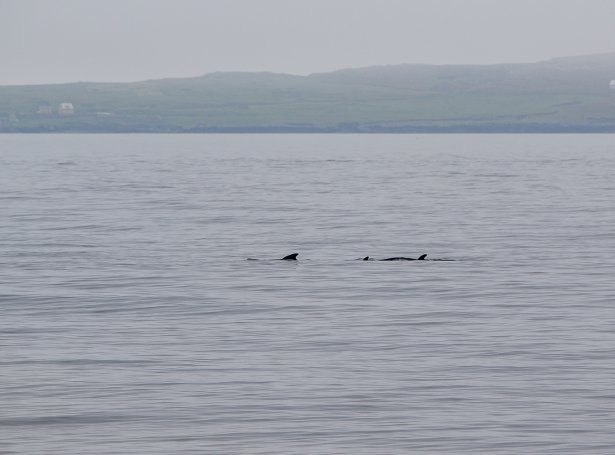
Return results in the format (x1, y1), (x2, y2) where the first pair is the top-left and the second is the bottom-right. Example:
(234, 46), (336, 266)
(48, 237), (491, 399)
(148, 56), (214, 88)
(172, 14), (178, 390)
(1, 134), (615, 454)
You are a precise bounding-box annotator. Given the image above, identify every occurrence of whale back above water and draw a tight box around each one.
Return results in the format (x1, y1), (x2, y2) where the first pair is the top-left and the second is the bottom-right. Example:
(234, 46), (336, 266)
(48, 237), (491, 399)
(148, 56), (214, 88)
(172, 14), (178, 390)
(380, 254), (427, 261)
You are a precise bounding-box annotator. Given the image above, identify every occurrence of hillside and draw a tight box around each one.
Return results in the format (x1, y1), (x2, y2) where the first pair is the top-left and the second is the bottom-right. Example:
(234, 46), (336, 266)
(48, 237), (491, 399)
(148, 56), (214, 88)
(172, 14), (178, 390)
(2, 52), (615, 132)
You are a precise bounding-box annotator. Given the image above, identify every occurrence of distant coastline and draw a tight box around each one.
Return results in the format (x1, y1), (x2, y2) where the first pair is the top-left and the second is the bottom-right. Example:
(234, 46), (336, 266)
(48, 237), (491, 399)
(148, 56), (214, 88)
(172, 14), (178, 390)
(2, 52), (615, 134)
(3, 125), (615, 134)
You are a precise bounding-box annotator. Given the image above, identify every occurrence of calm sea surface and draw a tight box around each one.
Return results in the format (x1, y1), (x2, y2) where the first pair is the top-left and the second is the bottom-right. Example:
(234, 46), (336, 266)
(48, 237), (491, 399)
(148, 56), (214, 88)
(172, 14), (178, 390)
(1, 134), (615, 454)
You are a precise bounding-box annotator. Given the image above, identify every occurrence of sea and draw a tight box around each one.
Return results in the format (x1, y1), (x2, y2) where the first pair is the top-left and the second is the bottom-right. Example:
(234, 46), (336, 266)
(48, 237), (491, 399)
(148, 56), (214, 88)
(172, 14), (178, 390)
(1, 134), (614, 454)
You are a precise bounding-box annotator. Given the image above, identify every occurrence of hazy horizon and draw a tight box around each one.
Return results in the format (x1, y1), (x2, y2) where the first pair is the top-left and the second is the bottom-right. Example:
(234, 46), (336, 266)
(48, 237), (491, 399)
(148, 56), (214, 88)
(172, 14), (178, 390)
(3, 50), (615, 87)
(2, 0), (615, 85)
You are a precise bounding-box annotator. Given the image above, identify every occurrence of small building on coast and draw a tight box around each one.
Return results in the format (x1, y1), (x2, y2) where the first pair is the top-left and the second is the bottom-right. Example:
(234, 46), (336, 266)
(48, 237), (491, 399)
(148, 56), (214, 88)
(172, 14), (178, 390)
(58, 103), (75, 115)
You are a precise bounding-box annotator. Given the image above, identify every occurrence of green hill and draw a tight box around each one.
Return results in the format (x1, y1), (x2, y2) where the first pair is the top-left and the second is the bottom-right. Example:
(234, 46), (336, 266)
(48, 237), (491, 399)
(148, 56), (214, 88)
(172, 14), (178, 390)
(2, 52), (615, 132)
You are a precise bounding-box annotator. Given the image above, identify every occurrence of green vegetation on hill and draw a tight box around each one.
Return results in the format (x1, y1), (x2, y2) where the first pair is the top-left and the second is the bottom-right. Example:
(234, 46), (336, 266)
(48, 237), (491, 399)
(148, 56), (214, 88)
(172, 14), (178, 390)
(2, 53), (615, 132)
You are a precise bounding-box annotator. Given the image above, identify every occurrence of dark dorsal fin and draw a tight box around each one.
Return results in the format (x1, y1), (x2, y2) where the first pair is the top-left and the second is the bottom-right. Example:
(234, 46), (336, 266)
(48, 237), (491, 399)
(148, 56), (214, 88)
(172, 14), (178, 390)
(280, 253), (298, 260)
(418, 254), (427, 260)
(363, 256), (370, 261)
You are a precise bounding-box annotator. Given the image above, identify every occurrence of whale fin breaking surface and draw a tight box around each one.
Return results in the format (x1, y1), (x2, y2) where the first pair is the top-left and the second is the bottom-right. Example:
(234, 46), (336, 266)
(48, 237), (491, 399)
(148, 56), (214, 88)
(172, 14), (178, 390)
(280, 253), (299, 260)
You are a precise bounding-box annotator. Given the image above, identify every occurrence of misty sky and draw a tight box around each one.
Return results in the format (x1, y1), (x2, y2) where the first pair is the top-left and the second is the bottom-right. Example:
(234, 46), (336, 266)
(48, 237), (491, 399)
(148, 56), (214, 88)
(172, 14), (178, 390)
(1, 0), (614, 85)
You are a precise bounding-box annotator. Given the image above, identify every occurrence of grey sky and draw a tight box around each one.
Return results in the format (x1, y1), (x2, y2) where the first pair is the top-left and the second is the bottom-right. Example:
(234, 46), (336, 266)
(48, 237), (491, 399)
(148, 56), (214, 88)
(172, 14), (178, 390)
(1, 0), (614, 85)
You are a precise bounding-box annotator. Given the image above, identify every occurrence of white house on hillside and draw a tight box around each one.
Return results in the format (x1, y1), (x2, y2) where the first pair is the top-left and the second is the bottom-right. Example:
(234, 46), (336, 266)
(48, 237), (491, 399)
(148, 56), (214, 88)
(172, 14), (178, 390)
(58, 103), (74, 115)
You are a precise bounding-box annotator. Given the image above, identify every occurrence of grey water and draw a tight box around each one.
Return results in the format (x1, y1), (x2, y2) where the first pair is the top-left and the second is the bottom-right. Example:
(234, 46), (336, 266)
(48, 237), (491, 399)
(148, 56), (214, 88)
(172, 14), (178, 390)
(1, 134), (614, 454)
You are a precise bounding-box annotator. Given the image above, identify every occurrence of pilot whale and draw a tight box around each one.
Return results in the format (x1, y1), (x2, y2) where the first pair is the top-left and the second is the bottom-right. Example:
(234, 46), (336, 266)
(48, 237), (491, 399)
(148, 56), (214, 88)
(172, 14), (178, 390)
(381, 254), (427, 261)
(362, 254), (454, 261)
(247, 253), (298, 261)
(362, 254), (427, 261)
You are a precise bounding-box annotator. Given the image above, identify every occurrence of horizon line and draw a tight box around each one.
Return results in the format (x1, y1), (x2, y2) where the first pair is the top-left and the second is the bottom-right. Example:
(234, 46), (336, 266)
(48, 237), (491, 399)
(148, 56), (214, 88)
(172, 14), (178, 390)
(2, 50), (614, 88)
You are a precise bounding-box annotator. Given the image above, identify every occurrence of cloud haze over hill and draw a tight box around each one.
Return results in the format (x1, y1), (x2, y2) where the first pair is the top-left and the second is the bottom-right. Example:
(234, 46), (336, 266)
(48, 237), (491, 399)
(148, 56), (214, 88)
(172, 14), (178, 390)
(1, 0), (615, 85)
